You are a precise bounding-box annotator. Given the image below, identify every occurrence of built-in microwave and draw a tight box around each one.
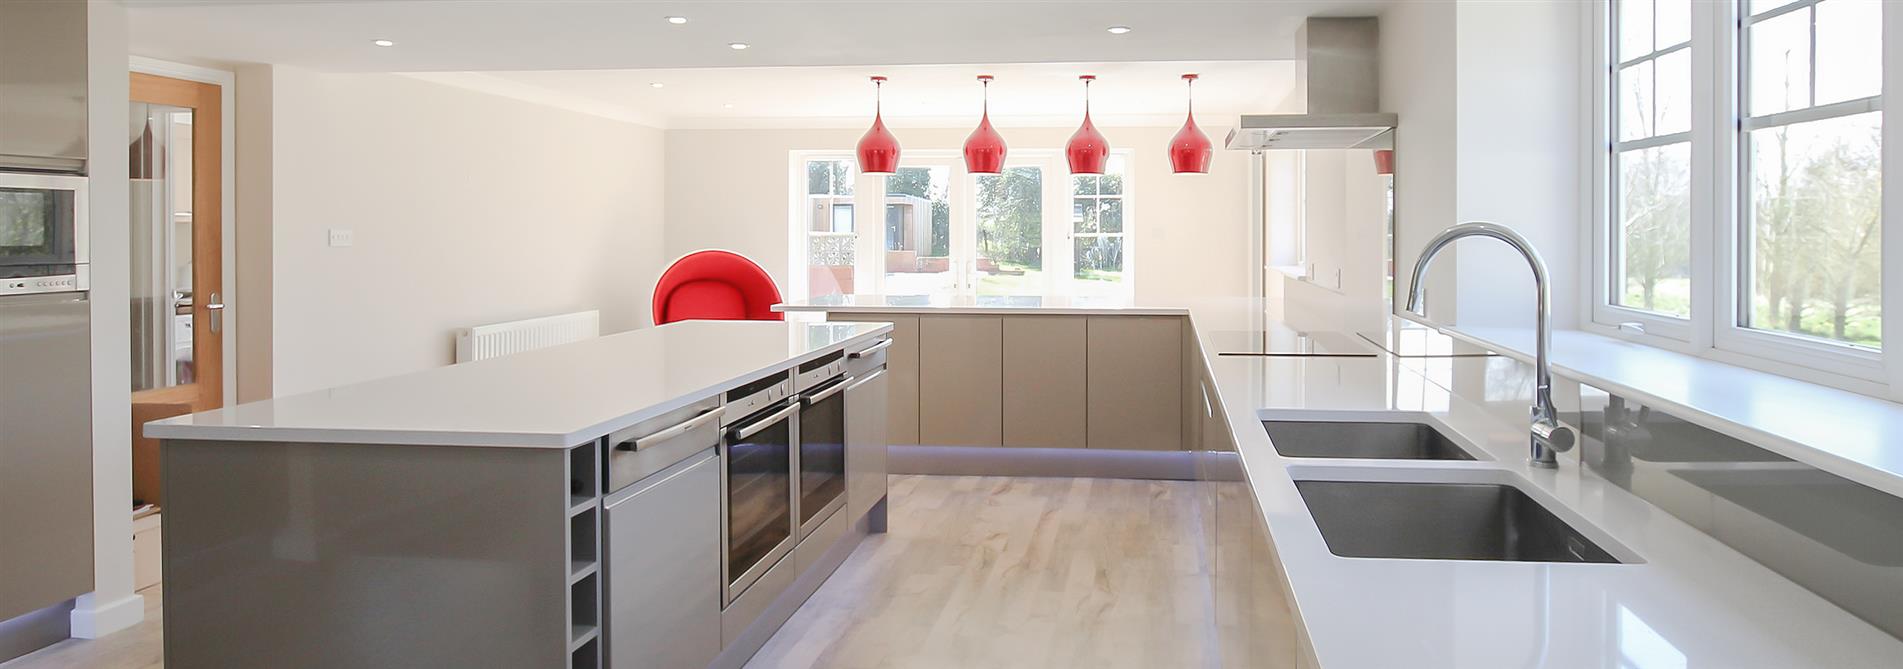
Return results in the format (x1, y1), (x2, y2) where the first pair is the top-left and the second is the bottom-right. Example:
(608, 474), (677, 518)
(0, 172), (88, 295)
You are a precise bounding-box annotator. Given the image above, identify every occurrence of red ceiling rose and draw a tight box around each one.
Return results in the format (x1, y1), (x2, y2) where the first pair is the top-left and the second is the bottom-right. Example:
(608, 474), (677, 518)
(963, 75), (1007, 175)
(1169, 73), (1213, 175)
(856, 75), (900, 175)
(1065, 75), (1109, 175)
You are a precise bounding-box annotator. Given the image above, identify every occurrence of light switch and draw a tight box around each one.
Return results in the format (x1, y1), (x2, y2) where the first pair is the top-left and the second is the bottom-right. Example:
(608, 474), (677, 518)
(328, 228), (354, 247)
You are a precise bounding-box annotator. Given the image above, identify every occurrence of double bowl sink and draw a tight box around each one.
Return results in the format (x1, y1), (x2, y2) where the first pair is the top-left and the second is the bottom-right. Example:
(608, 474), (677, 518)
(1264, 419), (1627, 564)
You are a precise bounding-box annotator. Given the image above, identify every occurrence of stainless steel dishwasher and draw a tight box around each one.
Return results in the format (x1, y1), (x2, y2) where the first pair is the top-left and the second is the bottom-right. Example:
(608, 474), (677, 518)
(602, 397), (724, 669)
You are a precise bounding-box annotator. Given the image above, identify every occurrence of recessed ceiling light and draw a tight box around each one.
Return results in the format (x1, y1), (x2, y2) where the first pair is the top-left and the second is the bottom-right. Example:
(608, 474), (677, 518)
(372, 39), (396, 47)
(665, 16), (688, 25)
(728, 42), (750, 50)
(1106, 26), (1132, 35)
(723, 103), (734, 109)
(649, 82), (665, 89)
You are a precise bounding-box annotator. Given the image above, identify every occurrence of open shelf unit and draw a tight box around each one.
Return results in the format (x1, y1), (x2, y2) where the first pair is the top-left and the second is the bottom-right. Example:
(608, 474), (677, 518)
(566, 440), (603, 669)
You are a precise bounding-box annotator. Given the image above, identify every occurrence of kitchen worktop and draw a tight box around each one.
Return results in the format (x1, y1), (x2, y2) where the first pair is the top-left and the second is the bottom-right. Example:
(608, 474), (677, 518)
(785, 294), (1903, 666)
(145, 320), (891, 447)
(775, 293), (1191, 315)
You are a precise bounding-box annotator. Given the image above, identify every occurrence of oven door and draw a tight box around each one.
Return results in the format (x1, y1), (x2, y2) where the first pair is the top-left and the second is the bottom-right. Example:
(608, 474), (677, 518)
(721, 401), (797, 605)
(0, 174), (85, 277)
(796, 375), (848, 538)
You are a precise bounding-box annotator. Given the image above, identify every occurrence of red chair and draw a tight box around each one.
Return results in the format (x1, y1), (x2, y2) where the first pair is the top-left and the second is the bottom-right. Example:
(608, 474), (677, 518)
(651, 250), (785, 325)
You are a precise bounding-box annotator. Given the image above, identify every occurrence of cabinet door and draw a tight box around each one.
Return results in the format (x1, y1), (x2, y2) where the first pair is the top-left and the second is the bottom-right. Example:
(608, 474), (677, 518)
(918, 316), (1003, 447)
(1002, 316), (1087, 448)
(845, 367), (889, 521)
(1085, 316), (1183, 450)
(605, 452), (721, 669)
(832, 314), (919, 445)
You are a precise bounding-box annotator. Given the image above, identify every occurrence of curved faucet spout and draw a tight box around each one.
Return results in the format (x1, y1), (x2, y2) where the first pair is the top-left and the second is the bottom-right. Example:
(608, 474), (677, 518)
(1403, 222), (1575, 467)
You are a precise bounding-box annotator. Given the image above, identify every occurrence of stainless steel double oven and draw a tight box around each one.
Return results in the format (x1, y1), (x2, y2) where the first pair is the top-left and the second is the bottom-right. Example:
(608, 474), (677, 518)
(0, 172), (88, 296)
(718, 351), (850, 606)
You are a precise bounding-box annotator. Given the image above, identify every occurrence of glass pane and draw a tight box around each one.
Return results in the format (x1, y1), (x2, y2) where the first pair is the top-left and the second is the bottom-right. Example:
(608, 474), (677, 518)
(1750, 0), (1802, 17)
(974, 166), (1043, 296)
(129, 105), (197, 392)
(1073, 174), (1097, 196)
(1098, 198), (1124, 234)
(1749, 7), (1813, 116)
(1814, 0), (1882, 106)
(1654, 48), (1691, 136)
(804, 159), (856, 298)
(1072, 198), (1098, 234)
(1101, 155), (1126, 194)
(1655, 0), (1689, 48)
(1073, 236), (1125, 295)
(883, 166), (954, 295)
(806, 159), (853, 196)
(1618, 60), (1656, 141)
(1746, 112), (1883, 348)
(1619, 0), (1655, 61)
(1614, 142), (1692, 317)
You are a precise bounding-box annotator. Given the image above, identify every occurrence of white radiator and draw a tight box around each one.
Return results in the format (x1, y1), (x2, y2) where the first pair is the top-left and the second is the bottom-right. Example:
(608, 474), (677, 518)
(454, 310), (600, 363)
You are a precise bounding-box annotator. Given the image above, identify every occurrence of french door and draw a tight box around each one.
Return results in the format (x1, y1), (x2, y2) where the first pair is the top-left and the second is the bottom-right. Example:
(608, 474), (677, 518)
(796, 150), (1130, 299)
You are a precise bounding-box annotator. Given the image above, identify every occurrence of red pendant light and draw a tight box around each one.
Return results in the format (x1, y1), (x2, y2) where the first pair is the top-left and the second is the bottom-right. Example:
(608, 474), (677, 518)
(1169, 73), (1214, 175)
(1065, 75), (1109, 175)
(963, 75), (1007, 175)
(856, 75), (900, 175)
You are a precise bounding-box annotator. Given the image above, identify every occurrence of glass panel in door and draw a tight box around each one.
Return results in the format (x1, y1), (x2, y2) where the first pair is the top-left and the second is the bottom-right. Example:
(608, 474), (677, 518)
(797, 381), (846, 526)
(1070, 155), (1128, 296)
(129, 102), (196, 392)
(882, 165), (955, 295)
(726, 408), (792, 588)
(973, 166), (1043, 295)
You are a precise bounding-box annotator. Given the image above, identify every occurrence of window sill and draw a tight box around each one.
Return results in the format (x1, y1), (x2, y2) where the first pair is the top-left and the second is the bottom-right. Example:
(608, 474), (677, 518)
(1407, 317), (1903, 498)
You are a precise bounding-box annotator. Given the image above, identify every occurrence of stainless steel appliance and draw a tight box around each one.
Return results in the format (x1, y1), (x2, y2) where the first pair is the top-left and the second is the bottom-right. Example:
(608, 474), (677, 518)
(794, 353), (848, 539)
(0, 173), (88, 295)
(603, 397), (724, 669)
(719, 374), (797, 605)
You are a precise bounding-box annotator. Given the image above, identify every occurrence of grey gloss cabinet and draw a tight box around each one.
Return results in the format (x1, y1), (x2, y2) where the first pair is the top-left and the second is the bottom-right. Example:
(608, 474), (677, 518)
(1085, 317), (1183, 451)
(0, 0), (88, 172)
(1003, 317), (1088, 448)
(833, 315), (919, 445)
(605, 451), (721, 669)
(845, 368), (889, 519)
(918, 316), (1005, 447)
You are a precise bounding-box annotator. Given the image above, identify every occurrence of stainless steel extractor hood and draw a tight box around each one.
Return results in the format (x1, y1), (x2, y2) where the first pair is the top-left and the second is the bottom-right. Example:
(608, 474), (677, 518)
(1226, 17), (1395, 151)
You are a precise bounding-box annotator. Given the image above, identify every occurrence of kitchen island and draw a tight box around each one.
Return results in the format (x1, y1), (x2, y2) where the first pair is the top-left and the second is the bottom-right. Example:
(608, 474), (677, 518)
(146, 320), (893, 669)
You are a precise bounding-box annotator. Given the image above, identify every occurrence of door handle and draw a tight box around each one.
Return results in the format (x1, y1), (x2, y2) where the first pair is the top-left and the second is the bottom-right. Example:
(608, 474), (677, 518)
(849, 338), (893, 358)
(730, 404), (797, 441)
(802, 377), (851, 405)
(619, 409), (723, 451)
(205, 292), (225, 334)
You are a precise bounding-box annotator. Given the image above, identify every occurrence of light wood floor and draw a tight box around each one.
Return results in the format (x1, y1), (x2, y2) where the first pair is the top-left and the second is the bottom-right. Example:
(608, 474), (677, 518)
(746, 475), (1288, 669)
(1, 475), (1293, 669)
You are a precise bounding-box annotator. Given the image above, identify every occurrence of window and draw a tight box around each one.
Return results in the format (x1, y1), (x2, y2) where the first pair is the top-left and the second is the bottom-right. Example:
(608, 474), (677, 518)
(1072, 155), (1129, 296)
(1611, 0), (1693, 319)
(793, 149), (1133, 298)
(1594, 0), (1891, 393)
(802, 158), (857, 298)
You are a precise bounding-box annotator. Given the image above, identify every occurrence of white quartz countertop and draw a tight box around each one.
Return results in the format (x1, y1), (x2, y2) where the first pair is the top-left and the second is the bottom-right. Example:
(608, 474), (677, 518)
(145, 321), (891, 447)
(774, 293), (1191, 315)
(1177, 300), (1903, 668)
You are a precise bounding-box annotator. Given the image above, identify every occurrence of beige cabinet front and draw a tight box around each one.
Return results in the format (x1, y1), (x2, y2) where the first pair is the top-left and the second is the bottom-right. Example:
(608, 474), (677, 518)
(844, 367), (889, 520)
(1085, 316), (1183, 450)
(918, 316), (1004, 447)
(1002, 316), (1087, 448)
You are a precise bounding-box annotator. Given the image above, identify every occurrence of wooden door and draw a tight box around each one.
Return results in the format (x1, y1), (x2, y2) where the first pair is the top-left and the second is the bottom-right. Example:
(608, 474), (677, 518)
(129, 73), (223, 507)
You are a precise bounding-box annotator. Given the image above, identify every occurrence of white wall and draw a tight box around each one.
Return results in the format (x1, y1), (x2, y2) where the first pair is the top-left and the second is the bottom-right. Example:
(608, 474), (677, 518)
(75, 0), (144, 639)
(250, 68), (666, 396)
(664, 125), (1254, 303)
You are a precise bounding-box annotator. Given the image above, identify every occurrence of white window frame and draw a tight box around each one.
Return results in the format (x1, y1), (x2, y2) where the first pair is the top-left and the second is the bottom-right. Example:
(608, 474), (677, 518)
(1587, 0), (1900, 399)
(789, 147), (1136, 298)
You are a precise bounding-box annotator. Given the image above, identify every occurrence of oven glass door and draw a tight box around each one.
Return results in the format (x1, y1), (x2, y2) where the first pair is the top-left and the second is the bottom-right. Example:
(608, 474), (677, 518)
(725, 405), (794, 591)
(798, 379), (847, 527)
(0, 187), (78, 274)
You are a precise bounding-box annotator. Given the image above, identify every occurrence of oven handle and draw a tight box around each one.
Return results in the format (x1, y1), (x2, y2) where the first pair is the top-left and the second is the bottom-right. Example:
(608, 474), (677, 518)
(617, 408), (723, 451)
(730, 404), (797, 441)
(801, 376), (852, 406)
(848, 338), (893, 359)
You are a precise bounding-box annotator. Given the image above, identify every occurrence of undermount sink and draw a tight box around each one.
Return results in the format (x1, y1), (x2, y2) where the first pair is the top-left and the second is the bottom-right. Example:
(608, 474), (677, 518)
(1263, 420), (1477, 461)
(1296, 479), (1622, 563)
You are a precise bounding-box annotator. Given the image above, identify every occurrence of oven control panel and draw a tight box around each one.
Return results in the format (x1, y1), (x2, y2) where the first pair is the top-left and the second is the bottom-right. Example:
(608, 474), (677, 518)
(1, 271), (87, 296)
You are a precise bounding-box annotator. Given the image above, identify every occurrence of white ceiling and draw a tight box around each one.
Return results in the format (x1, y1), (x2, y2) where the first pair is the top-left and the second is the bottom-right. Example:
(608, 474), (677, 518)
(408, 61), (1300, 129)
(124, 0), (1389, 72)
